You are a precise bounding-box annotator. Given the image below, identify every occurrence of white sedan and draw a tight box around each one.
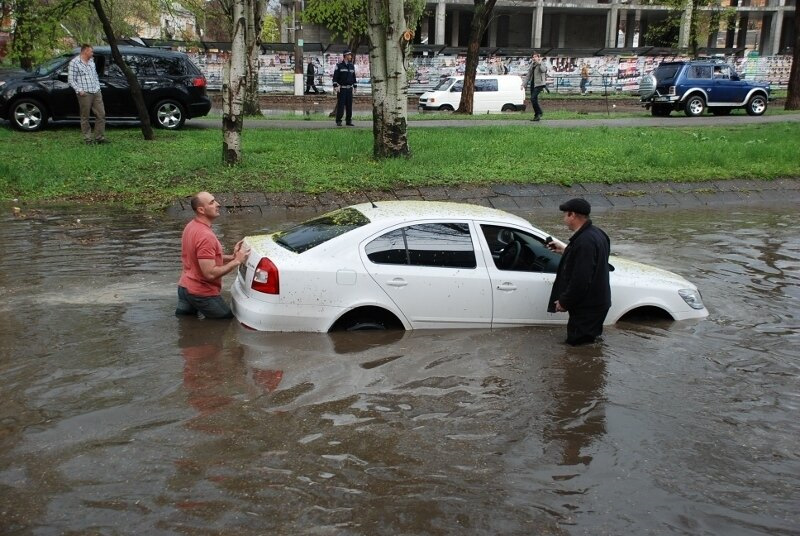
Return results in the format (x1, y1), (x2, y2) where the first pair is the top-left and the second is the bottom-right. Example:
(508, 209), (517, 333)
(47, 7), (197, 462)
(231, 201), (708, 332)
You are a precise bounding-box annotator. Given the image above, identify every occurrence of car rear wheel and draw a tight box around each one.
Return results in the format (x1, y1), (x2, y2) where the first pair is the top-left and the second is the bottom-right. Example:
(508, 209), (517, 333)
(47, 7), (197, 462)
(746, 94), (767, 116)
(501, 103), (516, 112)
(684, 95), (706, 117)
(651, 104), (671, 117)
(439, 104), (454, 112)
(152, 99), (186, 129)
(10, 98), (48, 132)
(711, 107), (732, 116)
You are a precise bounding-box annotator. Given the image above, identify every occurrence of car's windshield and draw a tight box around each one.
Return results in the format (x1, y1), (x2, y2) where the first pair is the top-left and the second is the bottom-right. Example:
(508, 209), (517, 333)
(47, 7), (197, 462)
(433, 77), (454, 91)
(654, 64), (681, 82)
(33, 55), (70, 76)
(273, 208), (370, 253)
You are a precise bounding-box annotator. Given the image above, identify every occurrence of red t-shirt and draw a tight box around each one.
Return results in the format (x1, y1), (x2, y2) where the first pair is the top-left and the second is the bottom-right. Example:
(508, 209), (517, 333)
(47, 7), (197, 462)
(178, 218), (223, 296)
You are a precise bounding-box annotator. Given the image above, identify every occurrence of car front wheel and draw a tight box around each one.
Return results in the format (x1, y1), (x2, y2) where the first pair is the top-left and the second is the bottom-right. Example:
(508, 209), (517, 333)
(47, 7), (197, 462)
(152, 99), (186, 129)
(10, 98), (48, 132)
(684, 95), (706, 117)
(439, 104), (454, 112)
(746, 95), (767, 116)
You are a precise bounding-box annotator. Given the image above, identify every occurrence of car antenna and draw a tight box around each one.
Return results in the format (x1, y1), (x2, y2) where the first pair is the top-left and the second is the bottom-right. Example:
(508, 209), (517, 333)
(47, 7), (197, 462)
(364, 192), (377, 208)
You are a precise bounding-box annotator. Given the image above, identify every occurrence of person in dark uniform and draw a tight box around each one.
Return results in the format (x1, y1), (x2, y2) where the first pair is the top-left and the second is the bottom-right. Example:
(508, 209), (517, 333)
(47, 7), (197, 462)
(547, 198), (611, 346)
(305, 60), (319, 94)
(332, 49), (357, 126)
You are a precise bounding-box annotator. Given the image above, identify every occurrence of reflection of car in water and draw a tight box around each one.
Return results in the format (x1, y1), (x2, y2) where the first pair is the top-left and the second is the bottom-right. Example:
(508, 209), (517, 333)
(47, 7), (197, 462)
(231, 201), (708, 332)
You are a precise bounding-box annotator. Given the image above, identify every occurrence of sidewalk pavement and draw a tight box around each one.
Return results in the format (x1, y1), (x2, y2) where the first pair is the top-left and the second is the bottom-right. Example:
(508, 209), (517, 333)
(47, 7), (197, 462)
(167, 178), (800, 217)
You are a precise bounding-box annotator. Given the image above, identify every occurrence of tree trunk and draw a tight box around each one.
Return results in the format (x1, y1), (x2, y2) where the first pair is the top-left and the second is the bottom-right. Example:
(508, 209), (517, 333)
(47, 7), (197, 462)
(455, 0), (496, 115)
(223, 0), (248, 164)
(243, 0), (265, 116)
(92, 0), (153, 140)
(366, 0), (413, 158)
(786, 10), (800, 110)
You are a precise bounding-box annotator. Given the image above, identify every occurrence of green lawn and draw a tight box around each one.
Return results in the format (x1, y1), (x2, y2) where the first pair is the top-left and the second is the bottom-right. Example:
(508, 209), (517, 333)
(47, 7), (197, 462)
(2, 121), (799, 208)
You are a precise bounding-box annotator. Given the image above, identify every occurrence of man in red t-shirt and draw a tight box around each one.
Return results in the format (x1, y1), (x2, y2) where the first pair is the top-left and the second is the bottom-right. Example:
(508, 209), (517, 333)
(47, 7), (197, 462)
(176, 191), (250, 319)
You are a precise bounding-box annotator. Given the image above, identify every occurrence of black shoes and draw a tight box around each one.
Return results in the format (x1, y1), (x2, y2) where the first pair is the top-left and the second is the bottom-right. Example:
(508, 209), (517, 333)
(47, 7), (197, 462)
(336, 122), (342, 126)
(346, 122), (355, 126)
(95, 138), (110, 144)
(532, 115), (541, 122)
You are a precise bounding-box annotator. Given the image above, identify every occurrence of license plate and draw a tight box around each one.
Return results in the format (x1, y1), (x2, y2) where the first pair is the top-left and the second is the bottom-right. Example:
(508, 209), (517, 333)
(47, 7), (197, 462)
(654, 96), (670, 102)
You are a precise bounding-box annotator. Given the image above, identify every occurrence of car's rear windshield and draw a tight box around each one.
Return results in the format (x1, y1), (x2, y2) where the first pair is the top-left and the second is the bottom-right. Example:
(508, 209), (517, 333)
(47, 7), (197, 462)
(272, 208), (370, 253)
(654, 64), (681, 82)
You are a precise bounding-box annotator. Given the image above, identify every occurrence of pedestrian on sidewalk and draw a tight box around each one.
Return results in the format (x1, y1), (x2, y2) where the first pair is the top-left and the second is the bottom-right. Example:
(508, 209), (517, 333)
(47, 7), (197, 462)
(176, 192), (250, 320)
(305, 60), (319, 94)
(333, 49), (357, 126)
(546, 198), (611, 346)
(524, 53), (548, 121)
(580, 63), (590, 95)
(68, 44), (107, 144)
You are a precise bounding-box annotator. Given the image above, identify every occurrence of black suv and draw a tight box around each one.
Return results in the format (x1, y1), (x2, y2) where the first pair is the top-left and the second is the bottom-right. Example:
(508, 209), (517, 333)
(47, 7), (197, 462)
(639, 60), (770, 117)
(0, 46), (211, 131)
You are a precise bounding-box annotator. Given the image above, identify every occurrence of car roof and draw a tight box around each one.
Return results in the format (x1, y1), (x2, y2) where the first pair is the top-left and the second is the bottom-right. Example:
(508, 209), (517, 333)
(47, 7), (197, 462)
(69, 46), (188, 58)
(349, 200), (532, 226)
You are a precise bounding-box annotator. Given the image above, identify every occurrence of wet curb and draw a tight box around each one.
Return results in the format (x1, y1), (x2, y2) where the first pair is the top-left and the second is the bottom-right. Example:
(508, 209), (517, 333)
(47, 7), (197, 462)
(166, 178), (800, 218)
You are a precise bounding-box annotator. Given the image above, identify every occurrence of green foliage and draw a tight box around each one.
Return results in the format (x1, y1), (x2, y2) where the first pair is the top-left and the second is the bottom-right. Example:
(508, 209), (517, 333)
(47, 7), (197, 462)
(261, 13), (279, 42)
(302, 0), (368, 45)
(1, 122), (799, 206)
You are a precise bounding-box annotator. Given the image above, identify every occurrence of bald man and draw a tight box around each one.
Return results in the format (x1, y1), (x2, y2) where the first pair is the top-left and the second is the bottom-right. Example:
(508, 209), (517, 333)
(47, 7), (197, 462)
(176, 192), (249, 319)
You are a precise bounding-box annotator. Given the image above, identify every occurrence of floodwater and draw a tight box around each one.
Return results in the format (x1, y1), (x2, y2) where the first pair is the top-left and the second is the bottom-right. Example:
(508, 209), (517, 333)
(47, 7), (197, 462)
(1, 203), (798, 535)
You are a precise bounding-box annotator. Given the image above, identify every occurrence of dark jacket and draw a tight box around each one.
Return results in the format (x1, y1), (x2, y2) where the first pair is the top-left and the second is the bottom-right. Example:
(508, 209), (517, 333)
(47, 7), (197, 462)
(332, 61), (357, 88)
(306, 62), (315, 78)
(547, 220), (611, 313)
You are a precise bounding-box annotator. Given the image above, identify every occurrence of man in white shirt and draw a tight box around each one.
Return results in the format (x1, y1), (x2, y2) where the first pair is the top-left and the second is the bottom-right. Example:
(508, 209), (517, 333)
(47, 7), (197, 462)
(68, 44), (107, 144)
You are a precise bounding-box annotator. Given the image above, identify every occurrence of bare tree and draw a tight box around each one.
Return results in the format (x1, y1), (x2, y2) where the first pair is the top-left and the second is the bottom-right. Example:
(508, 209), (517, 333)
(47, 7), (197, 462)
(455, 0), (497, 115)
(785, 10), (799, 110)
(92, 0), (154, 140)
(365, 0), (423, 158)
(223, 0), (247, 164)
(243, 0), (265, 115)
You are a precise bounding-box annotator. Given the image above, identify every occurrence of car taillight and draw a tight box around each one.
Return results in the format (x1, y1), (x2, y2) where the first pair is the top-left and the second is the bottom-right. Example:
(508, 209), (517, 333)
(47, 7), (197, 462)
(192, 76), (206, 88)
(251, 257), (279, 294)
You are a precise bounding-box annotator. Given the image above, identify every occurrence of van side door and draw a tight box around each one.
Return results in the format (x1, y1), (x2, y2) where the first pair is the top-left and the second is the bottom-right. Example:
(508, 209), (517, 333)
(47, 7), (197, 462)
(474, 78), (499, 113)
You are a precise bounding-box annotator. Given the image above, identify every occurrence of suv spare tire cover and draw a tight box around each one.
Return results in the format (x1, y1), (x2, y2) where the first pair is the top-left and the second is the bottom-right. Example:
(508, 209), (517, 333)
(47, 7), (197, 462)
(639, 74), (657, 99)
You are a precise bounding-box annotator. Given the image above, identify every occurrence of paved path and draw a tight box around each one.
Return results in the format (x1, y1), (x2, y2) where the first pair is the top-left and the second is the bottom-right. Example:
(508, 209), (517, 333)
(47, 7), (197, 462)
(166, 178), (800, 217)
(188, 113), (800, 130)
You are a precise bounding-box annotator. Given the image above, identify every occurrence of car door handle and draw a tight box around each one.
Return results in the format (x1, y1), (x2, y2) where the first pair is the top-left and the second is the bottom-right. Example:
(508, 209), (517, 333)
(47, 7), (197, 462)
(142, 81), (157, 86)
(386, 278), (408, 288)
(497, 282), (517, 291)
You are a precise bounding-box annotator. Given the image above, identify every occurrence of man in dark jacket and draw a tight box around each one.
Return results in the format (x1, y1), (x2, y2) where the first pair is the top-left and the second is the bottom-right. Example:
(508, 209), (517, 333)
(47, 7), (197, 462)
(547, 198), (611, 345)
(332, 49), (357, 126)
(305, 60), (319, 94)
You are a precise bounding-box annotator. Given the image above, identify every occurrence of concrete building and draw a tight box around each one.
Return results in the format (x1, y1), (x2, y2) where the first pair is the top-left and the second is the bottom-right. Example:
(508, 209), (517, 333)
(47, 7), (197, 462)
(286, 0), (796, 57)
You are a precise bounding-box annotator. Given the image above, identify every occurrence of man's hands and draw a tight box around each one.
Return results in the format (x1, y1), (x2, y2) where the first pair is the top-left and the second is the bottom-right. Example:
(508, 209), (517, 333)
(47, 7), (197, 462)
(233, 239), (250, 264)
(547, 240), (566, 254)
(554, 300), (566, 313)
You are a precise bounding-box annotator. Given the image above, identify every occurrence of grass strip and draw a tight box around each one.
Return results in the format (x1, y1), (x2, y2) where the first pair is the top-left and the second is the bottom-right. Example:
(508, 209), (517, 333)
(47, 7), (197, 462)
(1, 122), (798, 208)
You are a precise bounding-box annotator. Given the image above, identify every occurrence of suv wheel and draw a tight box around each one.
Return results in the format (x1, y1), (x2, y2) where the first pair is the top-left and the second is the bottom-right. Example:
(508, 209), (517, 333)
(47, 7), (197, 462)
(746, 94), (767, 116)
(10, 98), (48, 132)
(153, 99), (186, 129)
(684, 95), (706, 117)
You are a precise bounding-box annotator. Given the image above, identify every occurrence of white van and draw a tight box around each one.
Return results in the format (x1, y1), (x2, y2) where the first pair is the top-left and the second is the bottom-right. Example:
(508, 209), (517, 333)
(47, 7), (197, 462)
(418, 75), (526, 113)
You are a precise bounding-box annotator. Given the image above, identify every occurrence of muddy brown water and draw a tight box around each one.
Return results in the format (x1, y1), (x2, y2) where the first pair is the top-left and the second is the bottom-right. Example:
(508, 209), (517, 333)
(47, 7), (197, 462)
(1, 203), (798, 535)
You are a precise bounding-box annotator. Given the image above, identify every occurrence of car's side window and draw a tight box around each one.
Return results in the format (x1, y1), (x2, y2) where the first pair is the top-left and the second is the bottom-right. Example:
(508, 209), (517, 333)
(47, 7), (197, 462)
(475, 79), (498, 92)
(153, 56), (186, 76)
(481, 224), (560, 273)
(366, 223), (476, 268)
(451, 80), (464, 92)
(687, 65), (712, 80)
(121, 55), (156, 76)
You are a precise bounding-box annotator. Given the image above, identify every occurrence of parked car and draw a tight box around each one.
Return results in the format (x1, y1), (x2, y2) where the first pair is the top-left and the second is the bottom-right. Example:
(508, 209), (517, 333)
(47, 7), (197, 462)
(418, 75), (526, 113)
(231, 201), (708, 332)
(0, 46), (211, 131)
(639, 60), (770, 117)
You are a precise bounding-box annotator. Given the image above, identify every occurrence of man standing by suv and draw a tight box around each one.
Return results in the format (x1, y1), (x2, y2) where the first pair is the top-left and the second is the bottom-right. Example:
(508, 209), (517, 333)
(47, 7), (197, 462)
(176, 192), (249, 320)
(68, 44), (107, 144)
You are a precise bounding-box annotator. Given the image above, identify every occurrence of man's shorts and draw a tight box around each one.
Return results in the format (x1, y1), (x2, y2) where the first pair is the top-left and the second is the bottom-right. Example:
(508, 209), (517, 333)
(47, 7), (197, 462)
(175, 286), (233, 319)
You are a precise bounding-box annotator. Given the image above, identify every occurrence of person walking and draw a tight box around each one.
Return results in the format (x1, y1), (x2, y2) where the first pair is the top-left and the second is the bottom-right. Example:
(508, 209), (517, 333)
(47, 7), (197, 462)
(305, 60), (319, 94)
(524, 52), (548, 121)
(580, 63), (590, 95)
(176, 192), (250, 320)
(68, 44), (107, 144)
(546, 198), (611, 346)
(332, 49), (357, 126)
